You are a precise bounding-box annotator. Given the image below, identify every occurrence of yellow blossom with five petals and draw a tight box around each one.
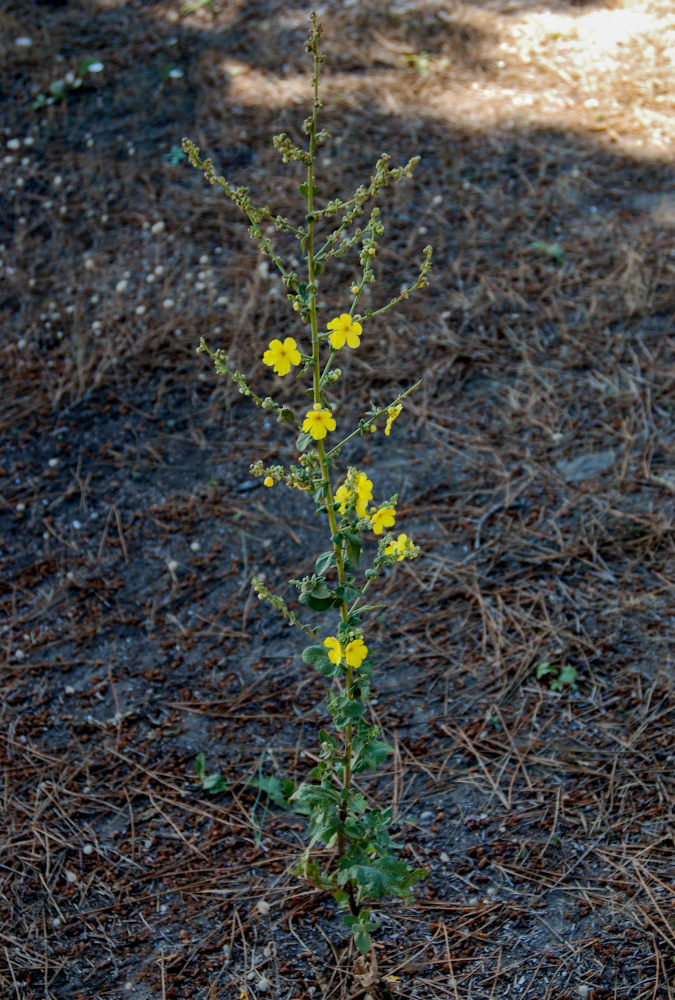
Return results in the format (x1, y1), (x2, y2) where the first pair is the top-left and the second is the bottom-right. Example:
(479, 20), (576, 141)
(371, 506), (396, 536)
(302, 403), (336, 440)
(327, 314), (362, 350)
(345, 639), (368, 669)
(262, 337), (301, 376)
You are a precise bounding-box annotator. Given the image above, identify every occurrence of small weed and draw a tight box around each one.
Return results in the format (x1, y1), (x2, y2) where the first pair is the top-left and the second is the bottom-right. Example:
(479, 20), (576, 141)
(33, 59), (104, 109)
(536, 661), (579, 692)
(527, 240), (565, 264)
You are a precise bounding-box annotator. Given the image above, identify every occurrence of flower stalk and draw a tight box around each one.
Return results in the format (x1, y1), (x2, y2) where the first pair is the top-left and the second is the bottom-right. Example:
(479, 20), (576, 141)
(184, 13), (430, 960)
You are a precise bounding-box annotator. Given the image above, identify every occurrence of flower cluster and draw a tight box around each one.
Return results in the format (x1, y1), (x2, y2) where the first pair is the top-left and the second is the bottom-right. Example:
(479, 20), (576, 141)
(335, 470), (373, 518)
(384, 533), (415, 561)
(334, 469), (400, 539)
(384, 404), (402, 437)
(324, 636), (368, 669)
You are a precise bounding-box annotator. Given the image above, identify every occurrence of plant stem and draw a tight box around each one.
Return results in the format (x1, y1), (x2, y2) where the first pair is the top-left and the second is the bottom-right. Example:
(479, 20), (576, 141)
(305, 20), (357, 912)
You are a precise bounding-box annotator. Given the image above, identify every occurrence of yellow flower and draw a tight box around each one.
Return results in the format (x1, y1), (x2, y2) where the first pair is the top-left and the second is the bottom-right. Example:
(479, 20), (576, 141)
(263, 476), (274, 487)
(335, 471), (373, 517)
(327, 314), (362, 350)
(384, 532), (414, 561)
(371, 506), (395, 536)
(384, 403), (402, 437)
(345, 639), (368, 669)
(324, 637), (343, 665)
(262, 337), (301, 376)
(354, 472), (373, 517)
(302, 403), (336, 441)
(334, 483), (351, 513)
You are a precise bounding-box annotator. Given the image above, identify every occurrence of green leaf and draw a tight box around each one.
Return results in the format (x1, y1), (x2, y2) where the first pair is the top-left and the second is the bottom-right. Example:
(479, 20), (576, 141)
(246, 774), (311, 814)
(292, 782), (342, 846)
(342, 910), (379, 955)
(326, 692), (364, 729)
(558, 665), (578, 689)
(296, 430), (314, 452)
(318, 728), (338, 752)
(300, 591), (340, 612)
(536, 661), (553, 679)
(352, 738), (392, 774)
(335, 582), (361, 604)
(195, 754), (229, 794)
(277, 406), (296, 424)
(298, 183), (318, 199)
(202, 772), (228, 794)
(338, 854), (425, 900)
(302, 644), (343, 678)
(315, 551), (336, 575)
(527, 240), (564, 264)
(353, 925), (371, 955)
(336, 530), (362, 565)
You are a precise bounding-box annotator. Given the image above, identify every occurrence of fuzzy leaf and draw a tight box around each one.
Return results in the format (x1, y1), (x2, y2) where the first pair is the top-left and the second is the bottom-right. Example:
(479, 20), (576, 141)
(302, 644), (343, 678)
(315, 551), (336, 575)
(296, 430), (315, 452)
(338, 854), (425, 900)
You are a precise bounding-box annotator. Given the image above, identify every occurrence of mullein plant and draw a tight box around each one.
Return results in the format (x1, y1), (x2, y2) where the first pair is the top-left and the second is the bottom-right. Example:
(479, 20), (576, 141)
(183, 15), (432, 961)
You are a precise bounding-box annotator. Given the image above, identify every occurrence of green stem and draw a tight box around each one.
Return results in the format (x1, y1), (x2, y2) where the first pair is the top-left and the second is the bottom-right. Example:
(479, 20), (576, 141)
(305, 22), (355, 898)
(325, 380), (422, 461)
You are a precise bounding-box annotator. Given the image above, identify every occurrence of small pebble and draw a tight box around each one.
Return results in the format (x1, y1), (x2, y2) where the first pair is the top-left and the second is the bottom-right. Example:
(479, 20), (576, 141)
(256, 899), (271, 916)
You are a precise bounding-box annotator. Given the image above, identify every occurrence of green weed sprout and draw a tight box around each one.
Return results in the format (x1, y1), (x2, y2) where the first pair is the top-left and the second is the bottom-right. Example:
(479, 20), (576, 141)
(183, 15), (432, 961)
